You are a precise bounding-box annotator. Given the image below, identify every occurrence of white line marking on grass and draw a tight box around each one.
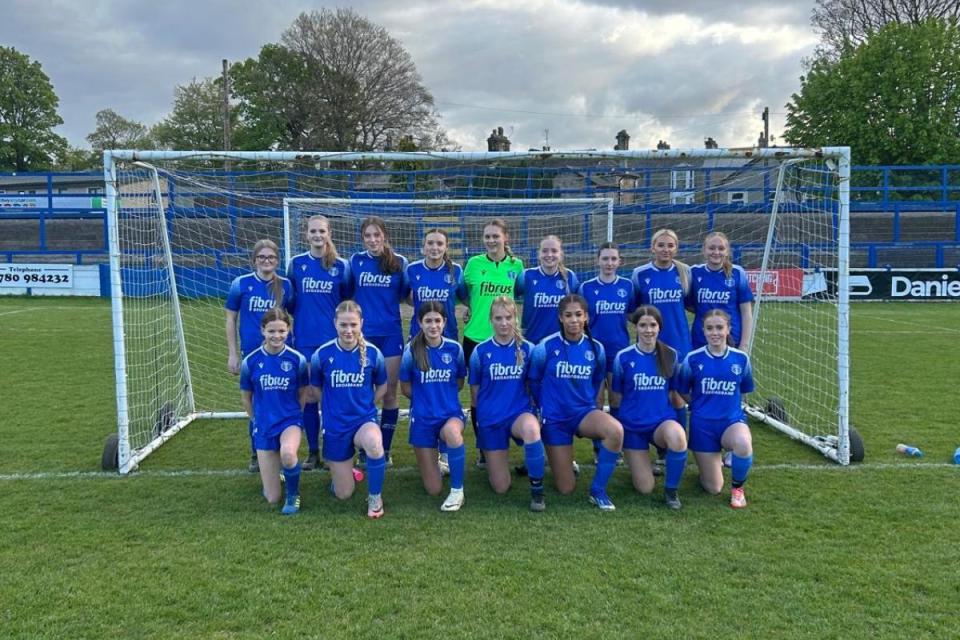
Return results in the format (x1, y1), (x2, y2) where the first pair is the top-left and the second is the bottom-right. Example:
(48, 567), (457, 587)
(0, 304), (106, 318)
(1, 463), (956, 481)
(854, 312), (960, 334)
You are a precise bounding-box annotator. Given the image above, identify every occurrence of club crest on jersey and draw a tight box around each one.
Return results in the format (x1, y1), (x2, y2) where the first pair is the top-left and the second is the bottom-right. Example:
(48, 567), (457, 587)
(555, 280), (565, 290)
(329, 267), (339, 277)
(617, 288), (627, 298)
(445, 274), (455, 285)
(441, 353), (453, 364)
(725, 278), (734, 287)
(508, 271), (517, 279)
(585, 351), (595, 361)
(281, 360), (293, 372)
(674, 276), (681, 285)
(731, 364), (742, 375)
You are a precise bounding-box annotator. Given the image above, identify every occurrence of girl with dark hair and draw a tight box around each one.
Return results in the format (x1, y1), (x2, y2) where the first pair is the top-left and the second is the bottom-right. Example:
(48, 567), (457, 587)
(528, 294), (624, 511)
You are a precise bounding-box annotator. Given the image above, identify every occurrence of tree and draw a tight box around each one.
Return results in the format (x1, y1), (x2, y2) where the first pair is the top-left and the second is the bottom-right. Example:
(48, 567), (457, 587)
(152, 77), (235, 150)
(811, 0), (960, 59)
(0, 46), (67, 171)
(54, 146), (100, 171)
(231, 8), (451, 151)
(785, 19), (960, 164)
(86, 108), (153, 151)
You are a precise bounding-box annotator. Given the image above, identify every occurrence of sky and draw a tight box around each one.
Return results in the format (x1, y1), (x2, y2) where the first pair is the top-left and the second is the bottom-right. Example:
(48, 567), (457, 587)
(1, 0), (819, 152)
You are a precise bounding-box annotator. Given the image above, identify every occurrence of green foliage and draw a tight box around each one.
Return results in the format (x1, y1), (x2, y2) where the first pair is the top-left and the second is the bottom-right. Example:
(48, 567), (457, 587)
(86, 108), (154, 152)
(151, 77), (235, 151)
(52, 145), (100, 171)
(0, 46), (67, 171)
(786, 19), (960, 164)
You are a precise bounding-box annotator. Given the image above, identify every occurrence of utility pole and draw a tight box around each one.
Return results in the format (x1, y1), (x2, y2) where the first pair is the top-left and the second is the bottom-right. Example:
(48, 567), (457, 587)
(222, 59), (232, 152)
(761, 106), (769, 148)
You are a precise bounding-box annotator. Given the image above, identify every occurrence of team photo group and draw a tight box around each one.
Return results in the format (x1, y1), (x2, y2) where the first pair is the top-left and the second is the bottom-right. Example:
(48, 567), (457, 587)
(227, 215), (756, 519)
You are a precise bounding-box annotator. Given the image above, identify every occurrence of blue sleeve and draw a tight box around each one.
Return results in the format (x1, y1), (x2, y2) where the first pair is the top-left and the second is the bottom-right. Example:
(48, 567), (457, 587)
(741, 355), (755, 394)
(514, 271), (525, 297)
(309, 350), (323, 389)
(528, 343), (545, 382)
(240, 357), (253, 391)
(468, 346), (482, 386)
(736, 267), (755, 303)
(225, 276), (243, 311)
(372, 349), (387, 386)
(628, 278), (639, 313)
(676, 356), (692, 394)
(568, 271), (579, 295)
(455, 266), (468, 304)
(576, 281), (586, 296)
(456, 343), (467, 379)
(611, 352), (624, 395)
(398, 346), (414, 383)
(283, 278), (295, 313)
(340, 258), (353, 300)
(399, 256), (411, 299)
(667, 351), (681, 392)
(592, 341), (607, 390)
(297, 353), (309, 388)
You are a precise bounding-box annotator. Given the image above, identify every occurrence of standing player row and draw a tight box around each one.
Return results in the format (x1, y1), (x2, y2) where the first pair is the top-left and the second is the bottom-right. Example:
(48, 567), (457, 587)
(227, 218), (757, 515)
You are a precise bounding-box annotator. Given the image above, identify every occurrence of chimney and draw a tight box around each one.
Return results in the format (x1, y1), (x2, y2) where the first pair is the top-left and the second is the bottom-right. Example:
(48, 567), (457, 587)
(656, 140), (671, 150)
(704, 137), (718, 149)
(487, 126), (511, 152)
(614, 129), (630, 151)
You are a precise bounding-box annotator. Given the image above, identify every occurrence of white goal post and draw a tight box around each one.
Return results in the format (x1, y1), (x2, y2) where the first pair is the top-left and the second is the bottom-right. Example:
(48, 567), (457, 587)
(103, 147), (854, 473)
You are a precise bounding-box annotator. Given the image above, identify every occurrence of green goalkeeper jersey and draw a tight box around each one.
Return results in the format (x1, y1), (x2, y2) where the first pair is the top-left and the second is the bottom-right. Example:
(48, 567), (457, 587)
(462, 253), (524, 342)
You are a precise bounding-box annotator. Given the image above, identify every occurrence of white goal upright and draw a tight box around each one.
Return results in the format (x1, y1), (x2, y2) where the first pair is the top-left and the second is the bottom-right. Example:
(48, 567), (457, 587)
(103, 147), (854, 473)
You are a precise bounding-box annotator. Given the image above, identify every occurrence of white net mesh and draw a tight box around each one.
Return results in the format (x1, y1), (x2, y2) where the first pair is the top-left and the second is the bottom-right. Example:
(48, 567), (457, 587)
(107, 150), (848, 469)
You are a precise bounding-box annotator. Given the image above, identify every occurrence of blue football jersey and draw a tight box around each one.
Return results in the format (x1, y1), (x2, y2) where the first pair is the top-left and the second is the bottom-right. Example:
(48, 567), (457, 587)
(528, 332), (606, 423)
(688, 264), (754, 349)
(240, 346), (308, 433)
(578, 275), (637, 362)
(287, 253), (352, 349)
(632, 261), (692, 361)
(468, 337), (535, 428)
(225, 272), (295, 355)
(406, 259), (467, 340)
(515, 266), (579, 345)
(677, 346), (754, 422)
(399, 338), (466, 424)
(310, 339), (387, 434)
(612, 344), (679, 429)
(350, 251), (409, 337)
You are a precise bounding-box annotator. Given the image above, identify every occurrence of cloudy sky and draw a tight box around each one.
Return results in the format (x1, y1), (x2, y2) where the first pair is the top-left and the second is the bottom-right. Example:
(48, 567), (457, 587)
(2, 0), (818, 152)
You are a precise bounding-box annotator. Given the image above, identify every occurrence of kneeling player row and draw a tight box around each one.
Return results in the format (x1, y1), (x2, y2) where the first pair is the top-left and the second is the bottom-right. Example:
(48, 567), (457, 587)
(240, 295), (755, 517)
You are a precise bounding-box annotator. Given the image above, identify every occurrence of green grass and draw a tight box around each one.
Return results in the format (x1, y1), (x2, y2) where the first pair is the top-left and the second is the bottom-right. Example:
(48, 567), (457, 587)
(2, 297), (960, 639)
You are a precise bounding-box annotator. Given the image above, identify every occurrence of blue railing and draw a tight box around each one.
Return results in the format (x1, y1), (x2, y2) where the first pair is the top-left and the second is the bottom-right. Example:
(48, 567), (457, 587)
(3, 164), (960, 268)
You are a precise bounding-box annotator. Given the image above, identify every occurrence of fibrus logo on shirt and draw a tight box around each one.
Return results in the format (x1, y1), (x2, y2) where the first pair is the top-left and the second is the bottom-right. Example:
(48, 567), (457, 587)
(697, 289), (732, 304)
(302, 277), (334, 294)
(488, 362), (524, 380)
(595, 299), (627, 314)
(419, 368), (453, 383)
(647, 287), (683, 303)
(359, 272), (393, 286)
(533, 292), (564, 307)
(555, 361), (592, 379)
(416, 286), (450, 301)
(632, 372), (666, 390)
(247, 296), (274, 312)
(330, 370), (365, 387)
(259, 373), (291, 391)
(700, 377), (737, 395)
(480, 282), (514, 296)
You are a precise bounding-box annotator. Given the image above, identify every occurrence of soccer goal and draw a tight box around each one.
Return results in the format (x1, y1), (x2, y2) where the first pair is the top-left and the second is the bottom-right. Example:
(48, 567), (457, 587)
(102, 147), (855, 473)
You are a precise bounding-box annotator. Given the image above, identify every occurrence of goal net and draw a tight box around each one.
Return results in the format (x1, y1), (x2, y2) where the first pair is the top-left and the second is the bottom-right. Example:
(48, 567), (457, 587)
(104, 148), (852, 472)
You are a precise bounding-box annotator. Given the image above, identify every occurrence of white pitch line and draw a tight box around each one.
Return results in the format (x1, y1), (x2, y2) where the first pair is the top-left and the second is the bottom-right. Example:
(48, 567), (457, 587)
(1, 462), (956, 481)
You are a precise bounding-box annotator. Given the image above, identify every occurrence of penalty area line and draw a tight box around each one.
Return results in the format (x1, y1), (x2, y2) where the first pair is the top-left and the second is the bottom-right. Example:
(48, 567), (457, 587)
(0, 462), (956, 481)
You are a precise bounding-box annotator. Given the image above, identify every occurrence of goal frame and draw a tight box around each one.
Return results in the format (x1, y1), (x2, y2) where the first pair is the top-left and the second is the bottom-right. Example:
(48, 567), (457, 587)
(104, 146), (851, 472)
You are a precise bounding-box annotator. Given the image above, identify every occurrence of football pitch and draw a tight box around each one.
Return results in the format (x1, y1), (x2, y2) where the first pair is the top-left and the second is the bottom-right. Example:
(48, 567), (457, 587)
(1, 298), (958, 639)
